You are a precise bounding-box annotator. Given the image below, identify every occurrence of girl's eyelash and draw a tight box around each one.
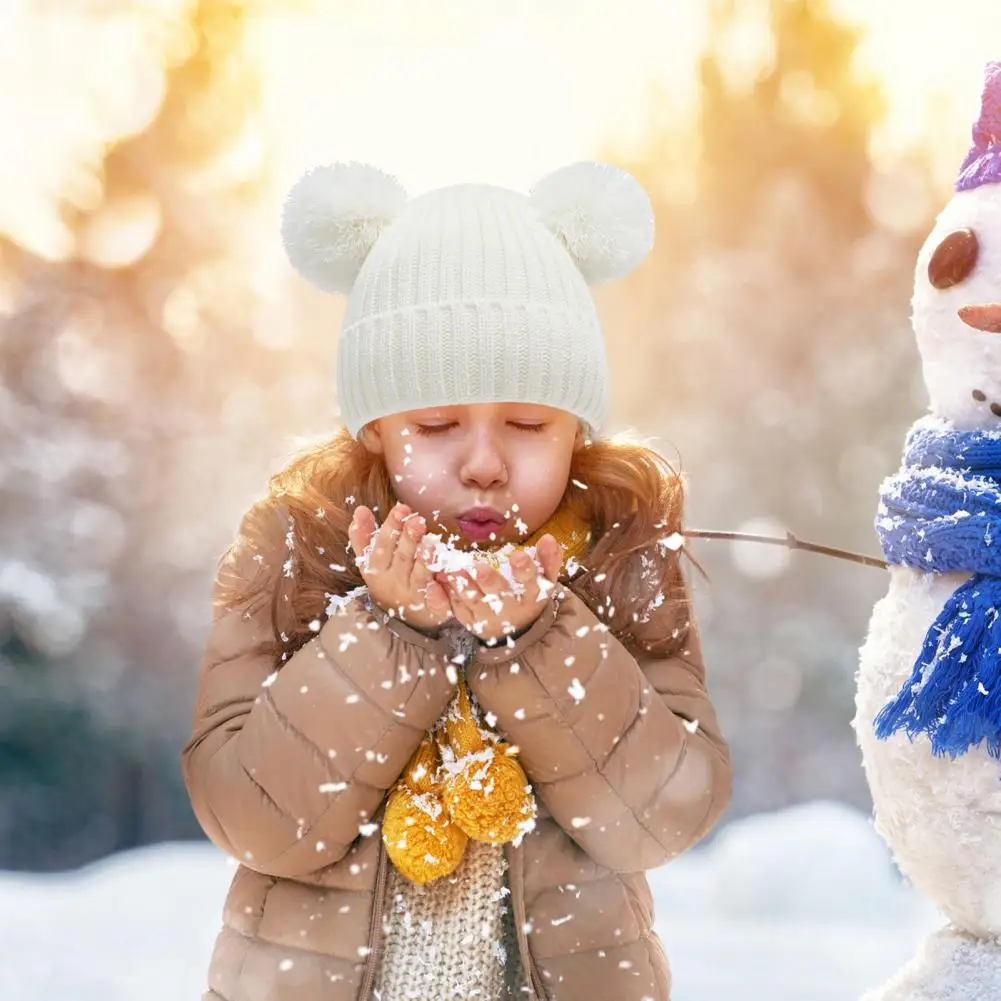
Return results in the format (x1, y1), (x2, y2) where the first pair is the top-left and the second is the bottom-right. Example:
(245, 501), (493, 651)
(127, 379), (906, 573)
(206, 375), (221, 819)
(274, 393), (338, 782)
(412, 422), (546, 435)
(412, 424), (456, 436)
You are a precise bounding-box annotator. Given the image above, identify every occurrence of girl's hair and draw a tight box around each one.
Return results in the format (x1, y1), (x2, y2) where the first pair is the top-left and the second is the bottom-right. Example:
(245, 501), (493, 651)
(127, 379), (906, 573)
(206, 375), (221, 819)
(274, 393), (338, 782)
(219, 429), (689, 659)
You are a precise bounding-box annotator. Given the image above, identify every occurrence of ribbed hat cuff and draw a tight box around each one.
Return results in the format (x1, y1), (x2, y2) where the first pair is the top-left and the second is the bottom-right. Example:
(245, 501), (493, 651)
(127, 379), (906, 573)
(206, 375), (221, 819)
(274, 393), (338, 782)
(338, 299), (607, 436)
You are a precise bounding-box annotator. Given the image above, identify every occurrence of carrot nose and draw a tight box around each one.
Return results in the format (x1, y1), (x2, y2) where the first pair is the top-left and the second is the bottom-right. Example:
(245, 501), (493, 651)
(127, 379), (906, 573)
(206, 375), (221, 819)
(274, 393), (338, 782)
(958, 303), (1001, 332)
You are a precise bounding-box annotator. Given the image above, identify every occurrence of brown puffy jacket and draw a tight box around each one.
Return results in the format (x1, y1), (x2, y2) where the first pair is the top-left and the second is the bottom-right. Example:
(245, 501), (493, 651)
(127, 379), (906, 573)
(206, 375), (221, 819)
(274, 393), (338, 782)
(183, 505), (731, 1000)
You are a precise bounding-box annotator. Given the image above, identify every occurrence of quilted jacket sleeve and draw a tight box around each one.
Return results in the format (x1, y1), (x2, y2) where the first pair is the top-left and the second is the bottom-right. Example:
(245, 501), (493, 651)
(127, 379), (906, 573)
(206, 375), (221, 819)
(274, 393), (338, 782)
(181, 504), (455, 880)
(467, 577), (731, 872)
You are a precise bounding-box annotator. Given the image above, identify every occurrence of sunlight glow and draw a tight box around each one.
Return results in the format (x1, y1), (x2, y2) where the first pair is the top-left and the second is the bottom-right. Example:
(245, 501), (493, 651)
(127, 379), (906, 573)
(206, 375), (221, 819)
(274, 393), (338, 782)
(251, 0), (1001, 206)
(250, 0), (1001, 205)
(2, 2), (998, 260)
(249, 2), (707, 197)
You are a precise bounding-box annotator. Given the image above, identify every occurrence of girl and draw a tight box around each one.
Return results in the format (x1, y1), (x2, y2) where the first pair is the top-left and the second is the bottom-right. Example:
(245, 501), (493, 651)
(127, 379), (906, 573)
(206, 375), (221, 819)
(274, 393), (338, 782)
(183, 161), (731, 1001)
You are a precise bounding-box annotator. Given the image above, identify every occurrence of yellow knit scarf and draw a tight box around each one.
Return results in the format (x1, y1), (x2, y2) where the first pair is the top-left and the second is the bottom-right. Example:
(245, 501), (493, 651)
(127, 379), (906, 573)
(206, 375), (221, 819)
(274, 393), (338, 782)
(381, 506), (592, 884)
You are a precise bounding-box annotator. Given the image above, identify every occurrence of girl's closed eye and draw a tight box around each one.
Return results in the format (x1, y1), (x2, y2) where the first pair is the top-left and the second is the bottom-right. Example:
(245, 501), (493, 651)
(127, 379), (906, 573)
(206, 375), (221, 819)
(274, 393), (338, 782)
(413, 422), (458, 436)
(412, 421), (546, 435)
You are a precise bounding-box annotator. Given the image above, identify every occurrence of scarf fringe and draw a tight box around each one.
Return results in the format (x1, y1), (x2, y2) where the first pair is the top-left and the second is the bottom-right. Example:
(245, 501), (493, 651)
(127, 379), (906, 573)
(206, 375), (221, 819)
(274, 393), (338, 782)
(875, 573), (1001, 758)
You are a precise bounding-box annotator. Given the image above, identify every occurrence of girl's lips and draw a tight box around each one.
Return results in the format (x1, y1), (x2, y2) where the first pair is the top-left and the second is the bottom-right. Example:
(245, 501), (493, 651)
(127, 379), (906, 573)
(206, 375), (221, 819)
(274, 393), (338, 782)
(457, 516), (506, 542)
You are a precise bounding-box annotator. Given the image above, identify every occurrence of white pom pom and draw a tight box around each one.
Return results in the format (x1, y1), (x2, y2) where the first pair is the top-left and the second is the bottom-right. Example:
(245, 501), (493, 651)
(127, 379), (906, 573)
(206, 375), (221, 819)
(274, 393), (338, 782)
(281, 162), (408, 294)
(529, 162), (654, 285)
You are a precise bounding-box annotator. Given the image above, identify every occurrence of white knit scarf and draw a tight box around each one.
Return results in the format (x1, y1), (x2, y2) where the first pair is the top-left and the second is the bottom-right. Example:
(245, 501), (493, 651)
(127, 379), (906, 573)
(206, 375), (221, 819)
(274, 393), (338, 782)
(372, 839), (524, 1000)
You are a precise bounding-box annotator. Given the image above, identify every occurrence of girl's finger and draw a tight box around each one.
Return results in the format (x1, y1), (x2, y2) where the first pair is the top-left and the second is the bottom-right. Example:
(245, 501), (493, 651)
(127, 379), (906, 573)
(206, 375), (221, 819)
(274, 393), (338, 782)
(440, 572), (482, 610)
(348, 506), (377, 563)
(423, 579), (450, 614)
(463, 566), (511, 620)
(535, 534), (563, 582)
(509, 549), (541, 602)
(410, 539), (439, 599)
(448, 583), (495, 633)
(469, 561), (507, 596)
(392, 513), (424, 577)
(367, 503), (409, 573)
(410, 540), (431, 588)
(437, 574), (470, 621)
(510, 549), (538, 585)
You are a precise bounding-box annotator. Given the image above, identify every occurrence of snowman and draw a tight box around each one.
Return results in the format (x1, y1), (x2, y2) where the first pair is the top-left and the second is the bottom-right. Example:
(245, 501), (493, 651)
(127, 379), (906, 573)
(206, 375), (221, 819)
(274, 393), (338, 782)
(853, 61), (1001, 999)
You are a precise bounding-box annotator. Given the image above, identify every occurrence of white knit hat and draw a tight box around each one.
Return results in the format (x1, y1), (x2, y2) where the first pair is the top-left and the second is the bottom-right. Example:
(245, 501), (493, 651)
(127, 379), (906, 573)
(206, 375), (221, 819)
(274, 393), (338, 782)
(280, 161), (655, 437)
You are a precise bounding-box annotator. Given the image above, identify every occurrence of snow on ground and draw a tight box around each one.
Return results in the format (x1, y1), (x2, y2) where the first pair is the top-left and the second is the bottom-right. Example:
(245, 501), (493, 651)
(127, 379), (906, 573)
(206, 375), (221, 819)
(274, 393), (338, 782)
(0, 800), (942, 1001)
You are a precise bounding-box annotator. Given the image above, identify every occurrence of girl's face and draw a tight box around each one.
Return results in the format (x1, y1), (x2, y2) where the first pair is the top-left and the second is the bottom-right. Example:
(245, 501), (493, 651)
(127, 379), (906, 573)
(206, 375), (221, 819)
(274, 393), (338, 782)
(362, 403), (582, 546)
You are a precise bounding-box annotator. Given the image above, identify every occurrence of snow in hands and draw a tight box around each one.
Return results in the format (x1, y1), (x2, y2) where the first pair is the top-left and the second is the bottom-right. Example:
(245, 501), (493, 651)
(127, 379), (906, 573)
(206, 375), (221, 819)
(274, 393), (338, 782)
(351, 502), (562, 643)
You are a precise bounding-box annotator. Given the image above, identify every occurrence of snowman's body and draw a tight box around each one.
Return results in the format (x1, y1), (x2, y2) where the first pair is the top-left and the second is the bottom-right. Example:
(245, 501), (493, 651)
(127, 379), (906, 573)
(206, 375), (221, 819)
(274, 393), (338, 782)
(852, 64), (1001, 1000)
(855, 565), (1001, 937)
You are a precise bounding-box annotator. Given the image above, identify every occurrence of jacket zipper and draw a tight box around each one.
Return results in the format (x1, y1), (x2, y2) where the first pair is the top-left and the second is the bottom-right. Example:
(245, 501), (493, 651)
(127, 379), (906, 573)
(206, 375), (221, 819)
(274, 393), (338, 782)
(506, 842), (548, 1001)
(358, 840), (389, 999)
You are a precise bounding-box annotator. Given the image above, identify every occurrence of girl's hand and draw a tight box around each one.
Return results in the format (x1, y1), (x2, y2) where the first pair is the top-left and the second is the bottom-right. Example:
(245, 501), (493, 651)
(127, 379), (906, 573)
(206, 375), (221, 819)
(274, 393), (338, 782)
(349, 503), (452, 633)
(439, 535), (562, 644)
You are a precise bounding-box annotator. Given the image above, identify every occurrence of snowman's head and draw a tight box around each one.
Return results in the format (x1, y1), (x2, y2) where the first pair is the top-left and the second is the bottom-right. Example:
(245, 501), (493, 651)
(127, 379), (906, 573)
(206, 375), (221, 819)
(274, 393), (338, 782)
(913, 189), (1001, 429)
(912, 62), (1001, 431)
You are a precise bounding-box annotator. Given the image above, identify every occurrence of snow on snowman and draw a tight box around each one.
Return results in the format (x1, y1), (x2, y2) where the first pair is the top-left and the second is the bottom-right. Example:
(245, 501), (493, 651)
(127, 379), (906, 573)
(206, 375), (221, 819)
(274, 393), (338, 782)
(854, 61), (1001, 999)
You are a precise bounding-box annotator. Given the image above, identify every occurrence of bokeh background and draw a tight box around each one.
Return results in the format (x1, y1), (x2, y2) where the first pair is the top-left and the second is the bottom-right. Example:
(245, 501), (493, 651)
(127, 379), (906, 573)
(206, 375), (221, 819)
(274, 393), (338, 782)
(2, 0), (999, 873)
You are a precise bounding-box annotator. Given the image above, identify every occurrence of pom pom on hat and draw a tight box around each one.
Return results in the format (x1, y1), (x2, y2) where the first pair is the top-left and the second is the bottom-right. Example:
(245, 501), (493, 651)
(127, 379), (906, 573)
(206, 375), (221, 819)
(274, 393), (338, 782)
(530, 161), (655, 285)
(281, 162), (408, 294)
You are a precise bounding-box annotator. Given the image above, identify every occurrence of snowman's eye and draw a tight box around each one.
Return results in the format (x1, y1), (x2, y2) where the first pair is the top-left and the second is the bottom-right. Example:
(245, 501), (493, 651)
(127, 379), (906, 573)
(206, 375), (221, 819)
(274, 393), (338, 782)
(928, 228), (979, 289)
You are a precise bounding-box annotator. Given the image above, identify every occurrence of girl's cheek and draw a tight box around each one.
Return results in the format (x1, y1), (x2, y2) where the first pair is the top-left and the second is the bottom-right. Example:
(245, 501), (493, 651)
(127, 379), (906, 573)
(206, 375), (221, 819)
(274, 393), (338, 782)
(397, 457), (440, 485)
(518, 464), (562, 496)
(391, 458), (454, 514)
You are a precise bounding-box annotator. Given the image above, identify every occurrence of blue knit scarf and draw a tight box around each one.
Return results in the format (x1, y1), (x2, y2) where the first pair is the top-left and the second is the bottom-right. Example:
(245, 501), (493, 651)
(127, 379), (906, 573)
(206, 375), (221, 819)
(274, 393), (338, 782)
(874, 416), (1001, 758)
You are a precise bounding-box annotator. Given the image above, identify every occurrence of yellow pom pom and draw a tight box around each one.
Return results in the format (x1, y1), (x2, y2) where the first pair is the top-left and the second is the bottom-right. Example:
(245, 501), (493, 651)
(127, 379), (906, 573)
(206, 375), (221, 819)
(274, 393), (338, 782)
(445, 744), (537, 844)
(382, 735), (467, 884)
(382, 784), (467, 884)
(403, 735), (441, 794)
(444, 679), (486, 757)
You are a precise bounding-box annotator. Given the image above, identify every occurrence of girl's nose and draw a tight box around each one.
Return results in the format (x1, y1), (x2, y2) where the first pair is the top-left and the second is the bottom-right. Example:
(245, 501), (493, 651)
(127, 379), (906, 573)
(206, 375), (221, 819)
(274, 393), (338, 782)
(459, 432), (507, 489)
